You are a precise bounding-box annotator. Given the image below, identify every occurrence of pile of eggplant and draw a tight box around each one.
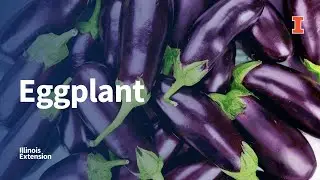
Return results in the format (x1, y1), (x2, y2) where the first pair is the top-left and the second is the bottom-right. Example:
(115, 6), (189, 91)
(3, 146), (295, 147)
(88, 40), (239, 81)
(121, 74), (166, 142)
(0, 0), (320, 179)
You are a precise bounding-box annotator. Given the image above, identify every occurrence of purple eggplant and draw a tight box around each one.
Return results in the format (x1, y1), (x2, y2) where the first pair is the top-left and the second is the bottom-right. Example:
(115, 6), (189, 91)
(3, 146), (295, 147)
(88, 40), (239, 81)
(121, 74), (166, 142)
(89, 0), (171, 147)
(0, 0), (87, 58)
(0, 80), (70, 180)
(154, 76), (260, 179)
(162, 0), (264, 105)
(59, 108), (91, 154)
(102, 0), (122, 72)
(201, 42), (236, 93)
(73, 63), (165, 179)
(268, 0), (284, 17)
(210, 90), (317, 179)
(232, 61), (320, 137)
(39, 153), (128, 180)
(238, 2), (293, 62)
(0, 29), (78, 127)
(169, 0), (215, 48)
(286, 0), (320, 81)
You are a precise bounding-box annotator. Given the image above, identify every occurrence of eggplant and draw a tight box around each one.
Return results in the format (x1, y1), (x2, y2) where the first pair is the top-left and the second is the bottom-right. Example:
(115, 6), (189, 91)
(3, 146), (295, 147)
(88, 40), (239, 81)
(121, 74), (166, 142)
(201, 42), (236, 94)
(73, 63), (165, 179)
(232, 61), (320, 137)
(268, 0), (284, 17)
(0, 0), (87, 58)
(102, 0), (122, 73)
(154, 76), (259, 179)
(0, 81), (70, 180)
(0, 29), (78, 127)
(286, 0), (320, 81)
(162, 0), (264, 105)
(89, 0), (171, 147)
(24, 144), (70, 180)
(169, 0), (214, 48)
(210, 90), (317, 179)
(59, 108), (91, 154)
(39, 153), (128, 180)
(238, 2), (293, 62)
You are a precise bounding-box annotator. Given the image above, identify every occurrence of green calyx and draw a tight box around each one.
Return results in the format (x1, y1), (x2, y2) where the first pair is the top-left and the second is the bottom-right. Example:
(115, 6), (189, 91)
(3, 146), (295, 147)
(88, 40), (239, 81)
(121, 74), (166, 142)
(26, 29), (78, 69)
(77, 0), (101, 39)
(88, 153), (129, 180)
(40, 77), (72, 120)
(231, 61), (261, 94)
(209, 90), (252, 120)
(303, 59), (320, 82)
(221, 142), (259, 180)
(162, 46), (181, 75)
(89, 78), (151, 147)
(135, 147), (164, 180)
(163, 56), (209, 106)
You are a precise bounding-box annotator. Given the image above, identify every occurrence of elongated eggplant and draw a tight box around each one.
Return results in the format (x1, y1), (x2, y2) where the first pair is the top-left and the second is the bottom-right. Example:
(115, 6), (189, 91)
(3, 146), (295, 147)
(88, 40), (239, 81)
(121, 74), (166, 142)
(162, 0), (264, 105)
(169, 0), (214, 48)
(210, 90), (317, 179)
(0, 0), (87, 58)
(232, 61), (320, 137)
(89, 0), (171, 147)
(39, 153), (128, 180)
(0, 78), (70, 180)
(59, 108), (91, 154)
(201, 42), (236, 93)
(70, 0), (102, 72)
(238, 2), (293, 62)
(73, 63), (165, 179)
(154, 76), (259, 179)
(102, 0), (122, 72)
(0, 29), (78, 127)
(286, 0), (320, 81)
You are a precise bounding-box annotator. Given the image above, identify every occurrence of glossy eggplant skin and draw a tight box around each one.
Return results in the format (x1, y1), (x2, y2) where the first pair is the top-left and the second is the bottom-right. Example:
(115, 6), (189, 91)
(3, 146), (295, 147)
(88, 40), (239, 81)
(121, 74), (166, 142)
(39, 153), (88, 180)
(201, 42), (236, 94)
(0, 56), (50, 127)
(70, 34), (96, 72)
(0, 0), (87, 58)
(155, 76), (243, 172)
(59, 108), (91, 154)
(242, 63), (320, 137)
(165, 161), (230, 180)
(268, 0), (284, 17)
(102, 0), (122, 73)
(169, 0), (214, 48)
(118, 0), (170, 90)
(73, 63), (156, 173)
(238, 2), (293, 62)
(0, 103), (61, 180)
(286, 0), (320, 65)
(233, 96), (316, 179)
(181, 0), (263, 69)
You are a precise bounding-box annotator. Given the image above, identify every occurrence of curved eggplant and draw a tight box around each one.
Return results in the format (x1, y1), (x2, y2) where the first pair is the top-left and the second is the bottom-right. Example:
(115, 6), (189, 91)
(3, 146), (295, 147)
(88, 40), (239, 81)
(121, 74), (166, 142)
(268, 0), (284, 17)
(154, 76), (259, 179)
(238, 2), (293, 62)
(210, 90), (317, 179)
(0, 29), (77, 127)
(89, 0), (171, 147)
(162, 0), (264, 105)
(39, 153), (128, 180)
(232, 61), (320, 137)
(169, 0), (214, 48)
(73, 63), (164, 179)
(0, 0), (87, 58)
